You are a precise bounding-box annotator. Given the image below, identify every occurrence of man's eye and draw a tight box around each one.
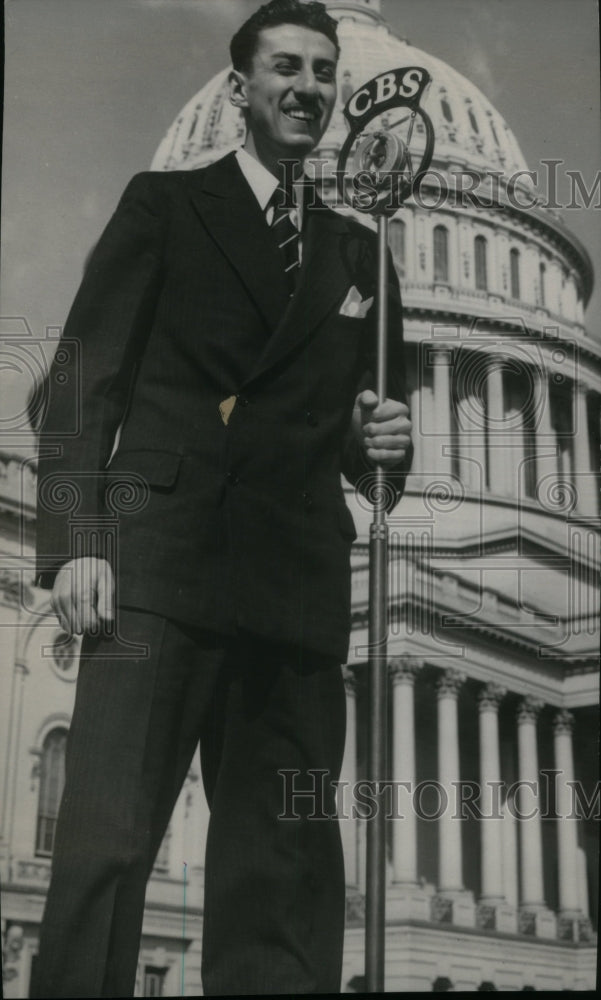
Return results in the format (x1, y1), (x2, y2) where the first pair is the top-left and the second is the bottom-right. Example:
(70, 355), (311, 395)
(275, 63), (296, 74)
(317, 70), (335, 83)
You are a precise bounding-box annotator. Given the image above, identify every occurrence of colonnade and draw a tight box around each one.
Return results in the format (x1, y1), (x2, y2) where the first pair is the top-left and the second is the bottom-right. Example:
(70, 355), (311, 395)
(341, 661), (593, 942)
(411, 346), (599, 518)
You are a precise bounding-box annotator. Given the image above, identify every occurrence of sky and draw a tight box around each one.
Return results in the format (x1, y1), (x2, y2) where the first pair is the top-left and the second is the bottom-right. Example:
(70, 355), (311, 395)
(1, 0), (600, 446)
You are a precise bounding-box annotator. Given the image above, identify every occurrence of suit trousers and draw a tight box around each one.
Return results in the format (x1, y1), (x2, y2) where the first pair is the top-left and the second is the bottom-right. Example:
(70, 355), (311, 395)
(31, 608), (347, 997)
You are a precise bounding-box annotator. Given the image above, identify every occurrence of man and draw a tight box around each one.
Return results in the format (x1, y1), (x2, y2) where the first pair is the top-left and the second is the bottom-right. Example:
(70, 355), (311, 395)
(32, 0), (412, 995)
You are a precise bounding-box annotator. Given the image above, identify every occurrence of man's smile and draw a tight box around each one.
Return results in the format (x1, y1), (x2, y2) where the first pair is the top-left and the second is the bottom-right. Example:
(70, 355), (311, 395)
(282, 105), (320, 122)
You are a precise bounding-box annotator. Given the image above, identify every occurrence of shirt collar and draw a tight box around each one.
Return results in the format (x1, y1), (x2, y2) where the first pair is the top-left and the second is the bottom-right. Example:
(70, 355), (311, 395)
(235, 147), (279, 212)
(235, 146), (306, 220)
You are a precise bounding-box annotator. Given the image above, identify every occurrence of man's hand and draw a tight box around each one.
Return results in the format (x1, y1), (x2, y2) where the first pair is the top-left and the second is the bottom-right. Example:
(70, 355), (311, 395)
(51, 557), (115, 635)
(352, 389), (412, 469)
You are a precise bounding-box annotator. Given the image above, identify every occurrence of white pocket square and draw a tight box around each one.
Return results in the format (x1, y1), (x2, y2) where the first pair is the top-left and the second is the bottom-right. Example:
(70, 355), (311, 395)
(339, 285), (374, 319)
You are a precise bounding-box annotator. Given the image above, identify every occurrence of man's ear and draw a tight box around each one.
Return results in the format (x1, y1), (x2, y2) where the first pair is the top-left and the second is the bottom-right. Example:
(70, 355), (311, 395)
(229, 69), (249, 110)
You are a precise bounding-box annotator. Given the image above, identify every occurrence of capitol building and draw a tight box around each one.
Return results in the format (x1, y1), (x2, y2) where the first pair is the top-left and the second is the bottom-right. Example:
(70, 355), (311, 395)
(1, 0), (598, 993)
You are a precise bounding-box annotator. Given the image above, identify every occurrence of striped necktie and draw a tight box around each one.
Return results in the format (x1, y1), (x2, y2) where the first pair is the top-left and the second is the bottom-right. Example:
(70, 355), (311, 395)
(270, 186), (300, 294)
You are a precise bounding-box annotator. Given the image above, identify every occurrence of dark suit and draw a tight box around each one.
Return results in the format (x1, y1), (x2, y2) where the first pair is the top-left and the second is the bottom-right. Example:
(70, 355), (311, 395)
(33, 152), (411, 996)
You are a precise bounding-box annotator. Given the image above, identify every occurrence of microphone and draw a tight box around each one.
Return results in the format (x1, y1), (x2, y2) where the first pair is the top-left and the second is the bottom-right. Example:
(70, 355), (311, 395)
(336, 66), (435, 217)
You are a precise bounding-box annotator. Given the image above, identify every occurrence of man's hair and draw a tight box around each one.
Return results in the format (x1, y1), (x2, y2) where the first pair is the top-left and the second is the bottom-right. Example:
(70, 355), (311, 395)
(230, 0), (340, 73)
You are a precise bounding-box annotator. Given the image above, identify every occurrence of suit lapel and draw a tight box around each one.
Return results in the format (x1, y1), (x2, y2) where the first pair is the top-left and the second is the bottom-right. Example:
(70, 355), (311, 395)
(242, 192), (354, 387)
(189, 152), (290, 334)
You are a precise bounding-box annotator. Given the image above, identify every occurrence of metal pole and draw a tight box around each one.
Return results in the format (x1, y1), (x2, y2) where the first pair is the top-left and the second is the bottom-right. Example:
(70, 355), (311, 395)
(365, 214), (389, 993)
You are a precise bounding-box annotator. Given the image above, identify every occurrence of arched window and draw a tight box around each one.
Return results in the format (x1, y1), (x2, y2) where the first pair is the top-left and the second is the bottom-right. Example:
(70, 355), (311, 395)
(468, 108), (479, 134)
(36, 728), (67, 856)
(389, 219), (406, 276)
(441, 98), (453, 123)
(539, 261), (546, 306)
(510, 248), (520, 300)
(488, 115), (500, 146)
(433, 225), (449, 282)
(475, 235), (488, 291)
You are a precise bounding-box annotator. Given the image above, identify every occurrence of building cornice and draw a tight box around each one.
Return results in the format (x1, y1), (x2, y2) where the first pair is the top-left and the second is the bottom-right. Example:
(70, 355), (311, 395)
(401, 299), (601, 368)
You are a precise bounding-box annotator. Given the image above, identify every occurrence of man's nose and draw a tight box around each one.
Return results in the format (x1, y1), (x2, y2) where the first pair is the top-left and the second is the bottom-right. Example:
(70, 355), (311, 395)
(294, 68), (319, 97)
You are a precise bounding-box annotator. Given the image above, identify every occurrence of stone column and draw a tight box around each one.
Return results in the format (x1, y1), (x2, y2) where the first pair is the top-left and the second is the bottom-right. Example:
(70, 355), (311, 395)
(488, 223), (499, 295)
(433, 669), (474, 927)
(458, 221), (472, 291)
(498, 231), (509, 297)
(390, 656), (422, 884)
(478, 683), (506, 901)
(445, 216), (458, 287)
(516, 697), (545, 907)
(404, 210), (415, 282)
(577, 847), (589, 918)
(532, 366), (557, 505)
(454, 380), (475, 491)
(340, 666), (359, 888)
(486, 357), (508, 496)
(552, 709), (593, 944)
(388, 656), (429, 921)
(563, 271), (577, 321)
(516, 698), (556, 937)
(432, 348), (454, 476)
(436, 670), (465, 893)
(504, 383), (525, 499)
(4, 654), (28, 852)
(522, 243), (536, 306)
(417, 213), (429, 281)
(573, 386), (596, 516)
(553, 710), (580, 914)
(468, 384), (487, 500)
(453, 349), (485, 494)
(476, 684), (517, 933)
(502, 792), (519, 909)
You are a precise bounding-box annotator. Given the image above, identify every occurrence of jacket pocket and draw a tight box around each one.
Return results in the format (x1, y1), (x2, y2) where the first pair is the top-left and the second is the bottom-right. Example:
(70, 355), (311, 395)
(105, 449), (182, 488)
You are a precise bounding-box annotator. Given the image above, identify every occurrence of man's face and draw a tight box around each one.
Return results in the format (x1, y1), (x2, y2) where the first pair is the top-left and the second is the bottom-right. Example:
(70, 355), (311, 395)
(235, 23), (338, 162)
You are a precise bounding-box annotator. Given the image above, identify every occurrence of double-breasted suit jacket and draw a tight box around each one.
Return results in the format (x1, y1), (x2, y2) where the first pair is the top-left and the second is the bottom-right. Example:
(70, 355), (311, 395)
(35, 151), (412, 661)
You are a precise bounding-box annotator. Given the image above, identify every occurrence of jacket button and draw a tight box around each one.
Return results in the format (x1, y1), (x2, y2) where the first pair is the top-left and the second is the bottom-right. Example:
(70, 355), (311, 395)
(226, 471), (239, 486)
(302, 491), (313, 509)
(306, 411), (318, 426)
(238, 395), (250, 407)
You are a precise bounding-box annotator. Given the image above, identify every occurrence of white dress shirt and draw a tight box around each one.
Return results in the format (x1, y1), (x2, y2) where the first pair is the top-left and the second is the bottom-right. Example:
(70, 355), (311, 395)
(235, 147), (304, 260)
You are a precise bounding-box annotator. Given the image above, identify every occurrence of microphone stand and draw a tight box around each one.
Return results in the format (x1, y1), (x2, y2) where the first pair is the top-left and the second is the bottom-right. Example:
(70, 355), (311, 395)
(336, 76), (434, 991)
(365, 213), (389, 993)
